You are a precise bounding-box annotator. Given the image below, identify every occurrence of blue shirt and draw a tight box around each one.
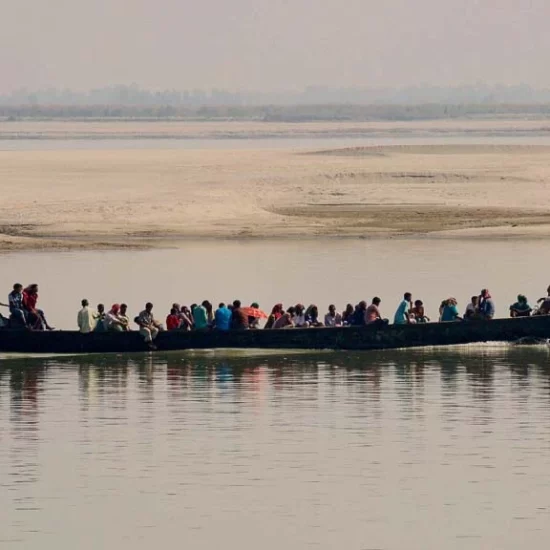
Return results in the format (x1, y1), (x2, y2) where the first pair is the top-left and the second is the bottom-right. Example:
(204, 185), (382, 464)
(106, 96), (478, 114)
(394, 300), (410, 325)
(214, 307), (232, 331)
(441, 304), (459, 322)
(479, 298), (495, 318)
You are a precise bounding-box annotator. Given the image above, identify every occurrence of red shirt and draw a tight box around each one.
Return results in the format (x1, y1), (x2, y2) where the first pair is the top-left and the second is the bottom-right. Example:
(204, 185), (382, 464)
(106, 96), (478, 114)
(166, 314), (181, 330)
(23, 291), (38, 311)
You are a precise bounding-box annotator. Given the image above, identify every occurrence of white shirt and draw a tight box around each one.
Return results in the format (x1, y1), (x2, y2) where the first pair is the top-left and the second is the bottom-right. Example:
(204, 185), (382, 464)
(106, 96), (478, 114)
(77, 307), (96, 333)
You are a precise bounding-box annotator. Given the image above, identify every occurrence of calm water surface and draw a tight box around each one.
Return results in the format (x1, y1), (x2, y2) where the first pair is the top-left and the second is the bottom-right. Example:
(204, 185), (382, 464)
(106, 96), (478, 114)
(2, 347), (550, 549)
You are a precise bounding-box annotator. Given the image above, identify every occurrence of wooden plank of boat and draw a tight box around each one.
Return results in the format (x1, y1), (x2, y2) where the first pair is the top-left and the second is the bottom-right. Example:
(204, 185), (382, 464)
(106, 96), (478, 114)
(1, 315), (550, 354)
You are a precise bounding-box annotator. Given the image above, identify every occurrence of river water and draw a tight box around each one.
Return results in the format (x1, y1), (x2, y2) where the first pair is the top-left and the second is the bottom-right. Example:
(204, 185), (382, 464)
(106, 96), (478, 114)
(2, 132), (550, 548)
(2, 347), (550, 549)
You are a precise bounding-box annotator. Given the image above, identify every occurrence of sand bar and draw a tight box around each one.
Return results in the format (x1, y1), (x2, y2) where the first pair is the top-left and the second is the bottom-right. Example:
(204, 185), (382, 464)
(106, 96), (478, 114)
(2, 140), (550, 251)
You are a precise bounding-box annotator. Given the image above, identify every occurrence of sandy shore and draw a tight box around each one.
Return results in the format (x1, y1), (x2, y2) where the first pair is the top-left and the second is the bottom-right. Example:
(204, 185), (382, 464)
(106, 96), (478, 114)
(2, 134), (550, 251)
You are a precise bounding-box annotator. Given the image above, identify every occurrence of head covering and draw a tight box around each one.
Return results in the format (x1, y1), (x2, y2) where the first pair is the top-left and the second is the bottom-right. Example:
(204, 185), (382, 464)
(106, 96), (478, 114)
(110, 304), (120, 314)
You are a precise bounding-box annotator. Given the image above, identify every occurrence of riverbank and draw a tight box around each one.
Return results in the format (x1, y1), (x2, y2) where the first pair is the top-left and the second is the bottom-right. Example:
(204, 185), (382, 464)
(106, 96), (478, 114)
(2, 130), (550, 251)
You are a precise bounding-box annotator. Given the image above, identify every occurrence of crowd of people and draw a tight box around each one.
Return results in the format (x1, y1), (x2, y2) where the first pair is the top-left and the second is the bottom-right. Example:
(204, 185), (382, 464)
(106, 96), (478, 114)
(3, 284), (550, 350)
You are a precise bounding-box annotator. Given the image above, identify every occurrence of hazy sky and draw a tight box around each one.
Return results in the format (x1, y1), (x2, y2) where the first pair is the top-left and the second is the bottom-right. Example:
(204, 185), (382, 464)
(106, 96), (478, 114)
(1, 0), (549, 92)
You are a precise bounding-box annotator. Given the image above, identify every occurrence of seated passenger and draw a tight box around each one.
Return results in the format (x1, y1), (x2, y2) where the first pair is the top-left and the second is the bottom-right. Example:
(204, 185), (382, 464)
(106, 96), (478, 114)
(342, 304), (354, 326)
(135, 302), (163, 349)
(105, 304), (126, 332)
(510, 295), (532, 318)
(352, 301), (368, 326)
(77, 299), (96, 333)
(192, 302), (209, 330)
(536, 286), (550, 314)
(305, 305), (323, 327)
(440, 298), (461, 322)
(324, 305), (342, 327)
(23, 284), (53, 330)
(294, 304), (308, 327)
(478, 289), (495, 320)
(8, 283), (27, 328)
(411, 300), (430, 323)
(118, 303), (131, 331)
(464, 296), (479, 320)
(248, 302), (262, 329)
(94, 304), (107, 332)
(273, 311), (294, 329)
(231, 300), (249, 330)
(264, 304), (283, 329)
(365, 297), (387, 325)
(393, 293), (412, 325)
(179, 305), (193, 330)
(166, 308), (181, 330)
(214, 302), (232, 331)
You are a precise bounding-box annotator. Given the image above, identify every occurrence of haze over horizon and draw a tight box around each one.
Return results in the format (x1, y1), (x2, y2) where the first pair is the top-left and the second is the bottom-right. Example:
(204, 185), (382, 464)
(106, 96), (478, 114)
(1, 0), (549, 94)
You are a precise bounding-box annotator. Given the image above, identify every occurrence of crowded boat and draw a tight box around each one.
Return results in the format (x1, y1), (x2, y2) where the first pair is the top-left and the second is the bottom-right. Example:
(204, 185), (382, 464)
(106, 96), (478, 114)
(1, 283), (550, 350)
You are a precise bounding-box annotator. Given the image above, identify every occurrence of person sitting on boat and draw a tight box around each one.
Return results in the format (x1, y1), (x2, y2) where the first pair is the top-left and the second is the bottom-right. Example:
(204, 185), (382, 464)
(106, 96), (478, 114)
(411, 300), (430, 323)
(440, 298), (461, 322)
(536, 286), (550, 315)
(248, 302), (262, 329)
(294, 304), (308, 327)
(231, 300), (249, 330)
(166, 307), (181, 330)
(265, 304), (283, 329)
(23, 284), (53, 330)
(118, 303), (131, 331)
(94, 304), (107, 332)
(273, 310), (294, 329)
(214, 302), (232, 331)
(104, 304), (126, 332)
(135, 302), (163, 348)
(509, 295), (532, 318)
(305, 305), (323, 327)
(324, 304), (342, 327)
(394, 293), (412, 325)
(8, 283), (27, 328)
(77, 299), (96, 333)
(351, 301), (368, 326)
(342, 304), (354, 326)
(192, 302), (209, 330)
(464, 296), (479, 320)
(478, 289), (495, 320)
(203, 300), (214, 326)
(366, 297), (388, 326)
(176, 305), (193, 330)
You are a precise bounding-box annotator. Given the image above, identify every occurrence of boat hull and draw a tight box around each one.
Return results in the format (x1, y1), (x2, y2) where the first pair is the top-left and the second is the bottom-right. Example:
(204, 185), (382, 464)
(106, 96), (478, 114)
(1, 316), (550, 354)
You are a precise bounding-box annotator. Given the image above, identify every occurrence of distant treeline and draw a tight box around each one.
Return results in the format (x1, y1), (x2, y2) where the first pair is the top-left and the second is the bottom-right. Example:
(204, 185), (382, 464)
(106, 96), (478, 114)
(3, 103), (550, 122)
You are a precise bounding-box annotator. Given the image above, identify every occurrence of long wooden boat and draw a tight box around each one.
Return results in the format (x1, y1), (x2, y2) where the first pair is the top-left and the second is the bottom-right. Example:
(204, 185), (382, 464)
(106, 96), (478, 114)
(1, 316), (549, 354)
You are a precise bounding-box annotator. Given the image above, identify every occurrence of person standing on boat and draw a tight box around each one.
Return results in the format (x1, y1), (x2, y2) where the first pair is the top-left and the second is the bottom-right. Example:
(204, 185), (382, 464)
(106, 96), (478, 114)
(8, 283), (27, 328)
(136, 302), (163, 348)
(394, 293), (412, 325)
(478, 289), (495, 320)
(77, 299), (96, 333)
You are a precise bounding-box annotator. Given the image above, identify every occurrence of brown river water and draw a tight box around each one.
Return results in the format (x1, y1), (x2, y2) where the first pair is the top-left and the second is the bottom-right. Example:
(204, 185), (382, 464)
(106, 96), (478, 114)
(2, 133), (550, 548)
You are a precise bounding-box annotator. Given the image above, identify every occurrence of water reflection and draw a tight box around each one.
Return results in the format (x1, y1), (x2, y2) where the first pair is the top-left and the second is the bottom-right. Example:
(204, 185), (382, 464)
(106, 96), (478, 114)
(1, 346), (550, 549)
